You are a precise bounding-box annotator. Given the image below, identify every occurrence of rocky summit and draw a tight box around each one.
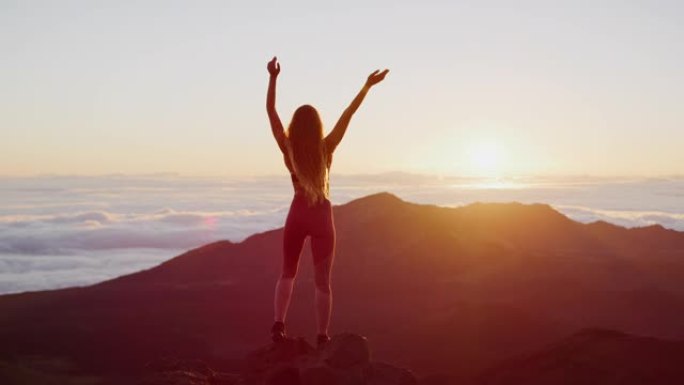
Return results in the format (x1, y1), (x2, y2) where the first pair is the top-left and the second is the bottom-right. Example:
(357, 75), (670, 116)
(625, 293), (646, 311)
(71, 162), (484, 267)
(140, 333), (420, 385)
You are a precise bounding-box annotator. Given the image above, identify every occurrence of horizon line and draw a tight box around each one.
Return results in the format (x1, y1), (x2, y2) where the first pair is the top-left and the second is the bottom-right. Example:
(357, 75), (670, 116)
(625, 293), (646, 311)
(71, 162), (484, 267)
(1, 171), (683, 180)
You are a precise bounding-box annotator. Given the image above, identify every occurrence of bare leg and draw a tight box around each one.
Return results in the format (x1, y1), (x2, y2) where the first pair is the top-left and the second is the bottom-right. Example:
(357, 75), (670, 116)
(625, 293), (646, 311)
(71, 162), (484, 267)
(276, 210), (306, 325)
(313, 248), (334, 336)
(274, 276), (295, 323)
(311, 204), (336, 337)
(315, 285), (332, 335)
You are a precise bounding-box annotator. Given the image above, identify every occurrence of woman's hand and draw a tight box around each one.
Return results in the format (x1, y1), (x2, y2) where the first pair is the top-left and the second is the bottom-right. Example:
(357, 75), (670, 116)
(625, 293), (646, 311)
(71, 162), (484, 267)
(267, 56), (281, 77)
(365, 69), (389, 87)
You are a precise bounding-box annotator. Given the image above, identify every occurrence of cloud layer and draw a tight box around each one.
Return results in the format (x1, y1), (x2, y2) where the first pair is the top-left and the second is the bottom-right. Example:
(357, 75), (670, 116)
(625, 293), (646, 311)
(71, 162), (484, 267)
(1, 174), (683, 294)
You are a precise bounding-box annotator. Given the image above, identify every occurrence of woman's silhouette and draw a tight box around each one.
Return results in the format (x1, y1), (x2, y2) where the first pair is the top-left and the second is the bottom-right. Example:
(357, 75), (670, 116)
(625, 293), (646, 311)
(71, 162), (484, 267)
(266, 57), (388, 347)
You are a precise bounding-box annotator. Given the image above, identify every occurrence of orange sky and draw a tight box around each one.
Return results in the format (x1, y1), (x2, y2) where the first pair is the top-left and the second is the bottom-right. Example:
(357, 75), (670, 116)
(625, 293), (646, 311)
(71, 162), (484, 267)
(2, 1), (683, 177)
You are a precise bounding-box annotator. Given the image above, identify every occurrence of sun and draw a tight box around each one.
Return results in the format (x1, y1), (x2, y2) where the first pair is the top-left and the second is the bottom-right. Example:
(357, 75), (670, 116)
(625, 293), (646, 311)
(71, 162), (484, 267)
(468, 142), (504, 177)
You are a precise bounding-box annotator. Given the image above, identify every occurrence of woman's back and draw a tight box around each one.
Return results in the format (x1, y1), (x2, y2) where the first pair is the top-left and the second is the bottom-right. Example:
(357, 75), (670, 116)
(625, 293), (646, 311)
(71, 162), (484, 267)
(284, 139), (333, 199)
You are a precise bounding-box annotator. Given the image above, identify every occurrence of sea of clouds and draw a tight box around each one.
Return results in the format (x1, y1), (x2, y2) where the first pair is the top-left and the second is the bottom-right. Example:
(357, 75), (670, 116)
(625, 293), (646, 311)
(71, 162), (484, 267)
(1, 174), (683, 294)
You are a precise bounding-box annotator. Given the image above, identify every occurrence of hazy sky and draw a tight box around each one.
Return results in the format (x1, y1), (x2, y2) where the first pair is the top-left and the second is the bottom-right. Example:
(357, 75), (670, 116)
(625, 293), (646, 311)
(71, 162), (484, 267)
(2, 0), (683, 177)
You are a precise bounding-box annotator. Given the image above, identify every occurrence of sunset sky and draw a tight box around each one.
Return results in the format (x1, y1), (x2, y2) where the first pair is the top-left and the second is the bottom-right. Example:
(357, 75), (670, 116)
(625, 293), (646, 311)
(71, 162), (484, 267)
(2, 0), (683, 177)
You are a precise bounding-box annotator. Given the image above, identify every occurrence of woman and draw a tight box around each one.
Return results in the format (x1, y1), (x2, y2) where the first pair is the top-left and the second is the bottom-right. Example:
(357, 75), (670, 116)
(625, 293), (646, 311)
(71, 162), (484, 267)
(266, 56), (388, 347)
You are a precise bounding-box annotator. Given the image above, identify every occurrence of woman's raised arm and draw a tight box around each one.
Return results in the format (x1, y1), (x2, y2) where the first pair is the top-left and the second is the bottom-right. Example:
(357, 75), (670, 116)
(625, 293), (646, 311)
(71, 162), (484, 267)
(325, 69), (389, 153)
(266, 57), (287, 154)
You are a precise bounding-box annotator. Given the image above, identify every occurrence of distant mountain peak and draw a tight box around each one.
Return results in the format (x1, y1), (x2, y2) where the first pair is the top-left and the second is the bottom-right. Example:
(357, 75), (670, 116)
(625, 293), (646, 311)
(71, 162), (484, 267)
(340, 191), (404, 207)
(464, 201), (559, 214)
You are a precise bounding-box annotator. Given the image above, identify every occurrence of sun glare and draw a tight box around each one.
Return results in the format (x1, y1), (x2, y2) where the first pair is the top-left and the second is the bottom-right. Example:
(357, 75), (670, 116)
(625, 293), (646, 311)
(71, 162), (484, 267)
(468, 142), (504, 177)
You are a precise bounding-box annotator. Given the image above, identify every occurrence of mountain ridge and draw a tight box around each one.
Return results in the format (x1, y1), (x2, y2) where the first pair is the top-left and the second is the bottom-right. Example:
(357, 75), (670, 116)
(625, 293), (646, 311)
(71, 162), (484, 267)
(1, 191), (684, 383)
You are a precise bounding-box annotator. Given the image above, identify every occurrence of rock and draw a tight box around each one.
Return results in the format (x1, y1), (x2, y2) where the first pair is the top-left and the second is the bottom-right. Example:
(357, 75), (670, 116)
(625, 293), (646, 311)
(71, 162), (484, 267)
(212, 372), (241, 385)
(145, 358), (214, 377)
(417, 373), (457, 385)
(265, 365), (301, 385)
(140, 358), (239, 385)
(242, 337), (316, 384)
(138, 333), (419, 385)
(139, 371), (209, 385)
(321, 333), (371, 369)
(245, 337), (316, 373)
(335, 365), (367, 385)
(364, 362), (418, 385)
(300, 365), (339, 385)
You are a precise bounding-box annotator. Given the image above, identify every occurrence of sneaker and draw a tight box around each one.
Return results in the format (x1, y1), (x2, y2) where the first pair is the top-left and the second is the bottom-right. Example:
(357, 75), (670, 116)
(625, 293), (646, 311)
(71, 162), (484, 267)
(271, 321), (286, 343)
(316, 334), (331, 349)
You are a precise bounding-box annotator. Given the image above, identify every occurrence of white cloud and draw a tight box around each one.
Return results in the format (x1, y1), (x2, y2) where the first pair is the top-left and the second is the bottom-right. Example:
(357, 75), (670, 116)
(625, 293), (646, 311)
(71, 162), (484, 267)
(0, 174), (682, 294)
(0, 249), (176, 293)
(0, 208), (283, 255)
(555, 205), (684, 230)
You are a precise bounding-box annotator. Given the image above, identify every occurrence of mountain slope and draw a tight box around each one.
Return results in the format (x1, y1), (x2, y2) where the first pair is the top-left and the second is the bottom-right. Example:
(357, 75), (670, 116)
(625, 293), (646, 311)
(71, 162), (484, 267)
(480, 329), (684, 385)
(1, 192), (684, 381)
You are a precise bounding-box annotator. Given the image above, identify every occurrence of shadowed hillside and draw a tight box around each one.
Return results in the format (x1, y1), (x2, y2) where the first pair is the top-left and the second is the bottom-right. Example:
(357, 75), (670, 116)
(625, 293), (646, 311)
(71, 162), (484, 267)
(480, 329), (684, 385)
(1, 192), (684, 383)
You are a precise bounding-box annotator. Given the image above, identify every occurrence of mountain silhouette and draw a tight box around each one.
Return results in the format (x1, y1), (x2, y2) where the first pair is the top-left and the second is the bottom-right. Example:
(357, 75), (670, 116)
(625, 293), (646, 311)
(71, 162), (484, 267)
(1, 192), (684, 383)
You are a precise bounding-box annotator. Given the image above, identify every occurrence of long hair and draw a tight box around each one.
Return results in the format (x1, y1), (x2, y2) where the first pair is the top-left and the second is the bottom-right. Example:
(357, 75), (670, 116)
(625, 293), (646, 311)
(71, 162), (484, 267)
(286, 105), (329, 206)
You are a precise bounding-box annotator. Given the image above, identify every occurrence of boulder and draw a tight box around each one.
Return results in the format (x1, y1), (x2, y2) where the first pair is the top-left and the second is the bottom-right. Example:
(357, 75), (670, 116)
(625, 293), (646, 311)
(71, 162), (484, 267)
(265, 365), (301, 385)
(139, 333), (419, 385)
(364, 362), (417, 385)
(321, 333), (371, 369)
(300, 365), (339, 385)
(243, 337), (316, 384)
(139, 358), (239, 385)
